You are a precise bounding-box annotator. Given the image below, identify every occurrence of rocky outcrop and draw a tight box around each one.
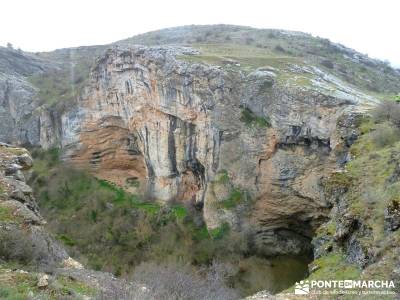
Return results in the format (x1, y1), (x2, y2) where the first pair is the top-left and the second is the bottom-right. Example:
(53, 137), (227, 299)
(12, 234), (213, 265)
(60, 46), (374, 256)
(0, 143), (69, 267)
(0, 143), (143, 298)
(0, 47), (61, 148)
(0, 72), (41, 145)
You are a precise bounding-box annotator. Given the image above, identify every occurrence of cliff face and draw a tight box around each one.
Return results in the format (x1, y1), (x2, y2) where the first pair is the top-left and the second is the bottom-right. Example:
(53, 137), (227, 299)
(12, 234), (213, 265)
(60, 46), (374, 255)
(0, 47), (61, 148)
(0, 142), (69, 266)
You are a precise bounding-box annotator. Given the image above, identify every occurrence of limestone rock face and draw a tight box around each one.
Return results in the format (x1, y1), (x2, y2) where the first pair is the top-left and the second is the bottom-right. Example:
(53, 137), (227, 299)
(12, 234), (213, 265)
(63, 47), (227, 203)
(61, 46), (373, 255)
(0, 47), (60, 148)
(0, 72), (41, 145)
(0, 143), (69, 267)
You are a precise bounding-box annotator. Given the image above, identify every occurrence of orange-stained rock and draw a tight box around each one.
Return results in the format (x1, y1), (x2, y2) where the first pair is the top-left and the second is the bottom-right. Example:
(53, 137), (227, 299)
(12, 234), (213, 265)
(61, 46), (374, 255)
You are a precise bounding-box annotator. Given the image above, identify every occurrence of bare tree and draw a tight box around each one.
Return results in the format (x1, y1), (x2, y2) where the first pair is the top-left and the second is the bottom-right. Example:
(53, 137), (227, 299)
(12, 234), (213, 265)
(119, 261), (240, 300)
(372, 100), (400, 127)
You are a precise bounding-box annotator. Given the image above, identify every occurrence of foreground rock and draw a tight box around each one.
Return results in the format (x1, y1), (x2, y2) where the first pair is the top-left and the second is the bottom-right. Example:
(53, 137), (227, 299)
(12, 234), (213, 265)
(0, 143), (139, 299)
(0, 143), (69, 267)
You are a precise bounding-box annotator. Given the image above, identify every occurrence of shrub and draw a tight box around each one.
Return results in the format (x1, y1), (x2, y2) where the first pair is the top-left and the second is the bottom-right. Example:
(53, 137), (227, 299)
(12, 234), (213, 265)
(370, 122), (400, 148)
(372, 100), (400, 127)
(274, 45), (285, 52)
(129, 261), (239, 300)
(31, 154), (237, 275)
(320, 59), (334, 69)
(0, 205), (20, 223)
(218, 189), (244, 209)
(0, 230), (35, 265)
(240, 108), (271, 128)
(209, 223), (230, 240)
(324, 172), (353, 194)
(245, 37), (254, 45)
(58, 234), (76, 246)
(215, 169), (229, 184)
(0, 287), (11, 298)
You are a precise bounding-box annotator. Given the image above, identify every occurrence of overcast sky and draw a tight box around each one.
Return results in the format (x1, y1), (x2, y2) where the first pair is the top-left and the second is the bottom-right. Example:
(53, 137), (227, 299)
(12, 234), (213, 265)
(1, 0), (399, 67)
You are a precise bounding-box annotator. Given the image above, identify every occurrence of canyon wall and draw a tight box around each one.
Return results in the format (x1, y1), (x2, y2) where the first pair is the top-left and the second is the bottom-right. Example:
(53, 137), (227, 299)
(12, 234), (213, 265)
(60, 46), (370, 255)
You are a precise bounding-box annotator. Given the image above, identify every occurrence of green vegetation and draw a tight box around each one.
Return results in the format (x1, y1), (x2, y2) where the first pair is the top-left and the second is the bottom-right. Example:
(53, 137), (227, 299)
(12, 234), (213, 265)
(0, 206), (14, 223)
(297, 101), (400, 295)
(31, 149), (241, 275)
(0, 205), (24, 224)
(178, 42), (301, 74)
(308, 252), (361, 281)
(370, 122), (400, 148)
(0, 147), (27, 156)
(215, 169), (229, 184)
(28, 65), (88, 108)
(28, 47), (103, 111)
(240, 108), (271, 128)
(123, 25), (400, 94)
(345, 129), (399, 239)
(323, 171), (353, 194)
(27, 148), (307, 296)
(57, 276), (95, 296)
(0, 266), (95, 299)
(217, 189), (247, 209)
(211, 170), (252, 210)
(209, 223), (230, 240)
(372, 99), (400, 127)
(316, 101), (400, 281)
(316, 220), (337, 237)
(347, 115), (400, 241)
(57, 234), (76, 247)
(171, 205), (188, 219)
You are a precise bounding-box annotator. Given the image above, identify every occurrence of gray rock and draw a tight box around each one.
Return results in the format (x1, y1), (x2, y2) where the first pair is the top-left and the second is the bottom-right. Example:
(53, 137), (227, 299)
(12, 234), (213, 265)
(385, 200), (400, 232)
(1, 200), (43, 225)
(17, 153), (33, 169)
(0, 146), (68, 268)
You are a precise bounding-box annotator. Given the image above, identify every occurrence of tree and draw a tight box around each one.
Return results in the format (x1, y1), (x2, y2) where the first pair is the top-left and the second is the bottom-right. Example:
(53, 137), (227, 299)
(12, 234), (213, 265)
(372, 100), (400, 127)
(6, 42), (13, 49)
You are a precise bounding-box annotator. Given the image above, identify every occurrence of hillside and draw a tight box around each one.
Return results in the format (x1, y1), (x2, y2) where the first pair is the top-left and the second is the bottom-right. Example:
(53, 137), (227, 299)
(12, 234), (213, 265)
(118, 25), (400, 95)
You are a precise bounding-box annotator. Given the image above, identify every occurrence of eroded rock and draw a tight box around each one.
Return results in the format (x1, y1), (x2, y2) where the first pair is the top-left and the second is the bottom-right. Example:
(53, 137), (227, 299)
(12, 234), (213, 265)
(59, 46), (375, 256)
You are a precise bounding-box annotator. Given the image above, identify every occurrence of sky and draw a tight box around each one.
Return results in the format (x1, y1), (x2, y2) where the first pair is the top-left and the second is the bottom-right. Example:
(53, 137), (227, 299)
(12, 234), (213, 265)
(1, 0), (399, 67)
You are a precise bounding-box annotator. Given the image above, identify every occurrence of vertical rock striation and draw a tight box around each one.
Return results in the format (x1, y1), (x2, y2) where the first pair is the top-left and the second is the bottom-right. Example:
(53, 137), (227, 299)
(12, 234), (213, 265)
(0, 47), (61, 148)
(61, 46), (371, 255)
